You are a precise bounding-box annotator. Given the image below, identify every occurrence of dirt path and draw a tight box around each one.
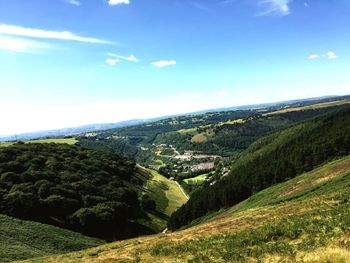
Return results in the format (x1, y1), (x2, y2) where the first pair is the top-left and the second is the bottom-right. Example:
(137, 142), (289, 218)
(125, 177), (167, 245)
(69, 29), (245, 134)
(175, 181), (189, 200)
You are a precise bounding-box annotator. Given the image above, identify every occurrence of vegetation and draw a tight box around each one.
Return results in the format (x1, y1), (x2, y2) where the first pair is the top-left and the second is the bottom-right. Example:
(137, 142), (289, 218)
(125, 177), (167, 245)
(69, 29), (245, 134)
(21, 155), (350, 262)
(0, 142), (184, 241)
(0, 214), (103, 262)
(169, 107), (350, 229)
(0, 138), (77, 148)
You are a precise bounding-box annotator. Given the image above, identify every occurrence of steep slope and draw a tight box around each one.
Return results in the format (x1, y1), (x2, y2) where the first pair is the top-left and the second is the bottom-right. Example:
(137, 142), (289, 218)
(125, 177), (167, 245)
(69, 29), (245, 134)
(0, 143), (186, 241)
(19, 155), (350, 262)
(169, 107), (350, 229)
(0, 214), (104, 262)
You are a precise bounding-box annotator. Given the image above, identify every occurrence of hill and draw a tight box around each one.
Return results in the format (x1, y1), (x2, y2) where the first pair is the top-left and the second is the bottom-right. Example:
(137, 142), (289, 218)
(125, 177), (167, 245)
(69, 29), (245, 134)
(77, 99), (350, 197)
(169, 107), (350, 229)
(0, 143), (187, 241)
(18, 155), (350, 262)
(0, 138), (77, 148)
(0, 214), (104, 262)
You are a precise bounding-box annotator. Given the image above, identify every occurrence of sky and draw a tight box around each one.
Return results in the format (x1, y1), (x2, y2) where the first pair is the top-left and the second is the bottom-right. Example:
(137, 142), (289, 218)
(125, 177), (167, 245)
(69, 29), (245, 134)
(0, 0), (349, 136)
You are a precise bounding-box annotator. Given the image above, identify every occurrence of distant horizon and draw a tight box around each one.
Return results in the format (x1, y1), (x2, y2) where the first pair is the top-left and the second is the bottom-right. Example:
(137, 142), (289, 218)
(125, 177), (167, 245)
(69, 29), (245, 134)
(1, 1), (350, 136)
(1, 93), (348, 138)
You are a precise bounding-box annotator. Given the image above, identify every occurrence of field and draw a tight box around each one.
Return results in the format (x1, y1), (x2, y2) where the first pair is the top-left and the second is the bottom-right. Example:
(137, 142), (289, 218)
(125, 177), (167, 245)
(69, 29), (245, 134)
(19, 155), (350, 263)
(0, 138), (77, 147)
(144, 168), (188, 218)
(265, 99), (350, 116)
(136, 167), (188, 231)
(184, 173), (209, 185)
(0, 214), (104, 262)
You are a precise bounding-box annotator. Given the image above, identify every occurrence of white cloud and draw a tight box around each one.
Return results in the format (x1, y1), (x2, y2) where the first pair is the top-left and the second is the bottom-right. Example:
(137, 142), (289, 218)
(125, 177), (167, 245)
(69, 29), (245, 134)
(258, 0), (291, 16)
(0, 36), (48, 53)
(308, 54), (319, 60)
(108, 53), (139, 62)
(108, 0), (130, 6)
(326, 51), (338, 60)
(151, 60), (177, 68)
(105, 58), (120, 66)
(66, 0), (81, 6)
(0, 24), (111, 44)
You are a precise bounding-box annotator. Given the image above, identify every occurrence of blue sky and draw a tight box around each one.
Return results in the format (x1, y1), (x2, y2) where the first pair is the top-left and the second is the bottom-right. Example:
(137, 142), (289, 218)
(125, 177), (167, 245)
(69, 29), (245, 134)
(0, 0), (349, 135)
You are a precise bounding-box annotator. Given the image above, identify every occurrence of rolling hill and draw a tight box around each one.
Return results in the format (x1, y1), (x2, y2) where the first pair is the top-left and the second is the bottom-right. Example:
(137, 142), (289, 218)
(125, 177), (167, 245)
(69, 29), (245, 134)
(169, 106), (350, 229)
(0, 143), (187, 242)
(17, 155), (350, 262)
(0, 214), (104, 262)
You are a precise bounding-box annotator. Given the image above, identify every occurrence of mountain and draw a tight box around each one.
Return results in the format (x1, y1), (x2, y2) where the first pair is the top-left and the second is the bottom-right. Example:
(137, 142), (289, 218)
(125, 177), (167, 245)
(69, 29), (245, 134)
(21, 154), (350, 262)
(169, 106), (350, 229)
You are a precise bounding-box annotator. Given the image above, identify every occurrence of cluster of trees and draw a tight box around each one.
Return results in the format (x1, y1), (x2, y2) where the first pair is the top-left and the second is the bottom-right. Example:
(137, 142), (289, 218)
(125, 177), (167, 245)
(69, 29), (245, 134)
(0, 143), (154, 240)
(169, 107), (350, 229)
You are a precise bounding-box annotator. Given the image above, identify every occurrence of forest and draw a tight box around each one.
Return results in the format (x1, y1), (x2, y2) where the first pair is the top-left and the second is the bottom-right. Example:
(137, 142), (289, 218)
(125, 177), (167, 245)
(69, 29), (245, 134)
(168, 107), (350, 229)
(0, 143), (156, 240)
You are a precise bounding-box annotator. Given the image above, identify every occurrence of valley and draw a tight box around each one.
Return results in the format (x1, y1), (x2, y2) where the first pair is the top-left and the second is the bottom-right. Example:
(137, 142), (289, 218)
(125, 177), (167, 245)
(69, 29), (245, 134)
(17, 155), (350, 262)
(1, 96), (350, 262)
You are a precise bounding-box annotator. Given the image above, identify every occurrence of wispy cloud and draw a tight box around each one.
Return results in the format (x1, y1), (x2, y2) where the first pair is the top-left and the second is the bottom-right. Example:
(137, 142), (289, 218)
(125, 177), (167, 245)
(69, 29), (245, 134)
(0, 36), (48, 53)
(308, 54), (319, 60)
(108, 53), (139, 62)
(151, 60), (177, 68)
(65, 0), (81, 6)
(108, 0), (130, 6)
(105, 58), (120, 66)
(0, 24), (111, 44)
(257, 0), (292, 16)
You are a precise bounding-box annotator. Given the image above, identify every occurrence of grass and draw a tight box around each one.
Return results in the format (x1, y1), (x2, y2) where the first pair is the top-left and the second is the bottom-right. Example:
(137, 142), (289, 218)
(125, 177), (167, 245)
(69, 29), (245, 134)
(265, 99), (350, 116)
(145, 169), (188, 217)
(0, 138), (77, 147)
(184, 173), (209, 185)
(27, 138), (78, 145)
(0, 214), (104, 262)
(177, 128), (197, 134)
(191, 133), (207, 143)
(137, 167), (188, 231)
(23, 155), (350, 263)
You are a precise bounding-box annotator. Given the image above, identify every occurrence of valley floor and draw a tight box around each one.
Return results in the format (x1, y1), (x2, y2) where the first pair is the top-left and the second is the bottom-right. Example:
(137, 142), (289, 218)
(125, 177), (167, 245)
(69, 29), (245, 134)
(17, 155), (350, 263)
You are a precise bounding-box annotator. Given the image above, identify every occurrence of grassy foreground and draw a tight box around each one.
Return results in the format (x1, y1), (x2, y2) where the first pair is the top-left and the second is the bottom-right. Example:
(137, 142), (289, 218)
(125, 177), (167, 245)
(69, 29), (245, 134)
(18, 155), (350, 262)
(0, 214), (103, 262)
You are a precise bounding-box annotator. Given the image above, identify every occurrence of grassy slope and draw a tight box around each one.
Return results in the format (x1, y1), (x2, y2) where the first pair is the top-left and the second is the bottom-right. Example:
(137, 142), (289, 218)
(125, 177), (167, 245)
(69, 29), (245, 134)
(265, 99), (350, 116)
(0, 138), (77, 148)
(139, 167), (188, 231)
(20, 155), (350, 263)
(0, 214), (104, 263)
(184, 173), (209, 184)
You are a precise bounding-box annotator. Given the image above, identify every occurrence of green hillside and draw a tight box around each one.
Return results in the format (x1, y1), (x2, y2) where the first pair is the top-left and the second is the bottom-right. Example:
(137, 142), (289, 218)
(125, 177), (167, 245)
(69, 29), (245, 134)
(0, 214), (103, 262)
(169, 107), (350, 229)
(19, 155), (350, 262)
(0, 143), (187, 242)
(0, 138), (77, 148)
